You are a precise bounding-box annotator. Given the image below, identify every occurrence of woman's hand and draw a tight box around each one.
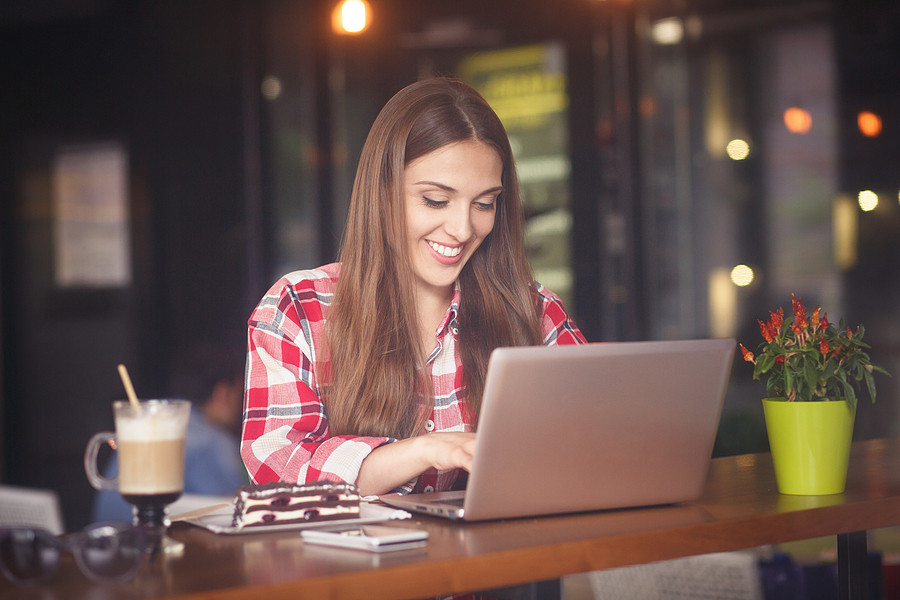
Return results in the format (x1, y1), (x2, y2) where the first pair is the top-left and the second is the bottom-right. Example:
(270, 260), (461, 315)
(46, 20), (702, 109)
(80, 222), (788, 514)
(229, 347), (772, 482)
(356, 432), (476, 496)
(419, 432), (476, 472)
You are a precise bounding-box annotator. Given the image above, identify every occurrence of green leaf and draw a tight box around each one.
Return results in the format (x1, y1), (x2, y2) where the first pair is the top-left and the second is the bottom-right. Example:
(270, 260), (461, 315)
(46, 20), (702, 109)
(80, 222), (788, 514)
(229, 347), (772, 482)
(757, 352), (776, 374)
(841, 379), (858, 412)
(872, 365), (891, 377)
(804, 358), (818, 391)
(865, 370), (876, 403)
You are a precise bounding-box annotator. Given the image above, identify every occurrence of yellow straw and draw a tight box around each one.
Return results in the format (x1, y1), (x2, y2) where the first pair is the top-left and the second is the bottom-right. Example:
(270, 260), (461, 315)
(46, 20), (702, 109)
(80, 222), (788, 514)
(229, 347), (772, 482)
(117, 364), (142, 411)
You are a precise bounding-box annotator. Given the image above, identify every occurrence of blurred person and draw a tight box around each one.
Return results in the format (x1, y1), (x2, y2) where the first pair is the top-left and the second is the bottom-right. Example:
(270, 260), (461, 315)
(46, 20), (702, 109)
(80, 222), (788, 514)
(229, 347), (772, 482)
(92, 343), (248, 523)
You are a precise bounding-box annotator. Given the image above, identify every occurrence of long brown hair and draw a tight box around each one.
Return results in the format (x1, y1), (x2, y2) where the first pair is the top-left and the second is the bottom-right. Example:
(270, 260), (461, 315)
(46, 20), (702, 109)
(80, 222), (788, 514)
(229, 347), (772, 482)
(323, 78), (542, 438)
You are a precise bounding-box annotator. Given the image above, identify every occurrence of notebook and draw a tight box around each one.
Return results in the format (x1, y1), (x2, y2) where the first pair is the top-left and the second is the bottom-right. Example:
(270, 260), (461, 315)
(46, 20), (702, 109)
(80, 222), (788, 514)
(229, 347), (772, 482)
(381, 338), (736, 521)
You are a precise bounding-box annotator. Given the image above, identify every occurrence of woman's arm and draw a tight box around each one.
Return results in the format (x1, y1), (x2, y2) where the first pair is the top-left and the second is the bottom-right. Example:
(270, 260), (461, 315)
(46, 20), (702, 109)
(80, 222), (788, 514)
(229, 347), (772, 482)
(356, 432), (476, 496)
(244, 319), (474, 495)
(241, 274), (393, 486)
(242, 321), (394, 485)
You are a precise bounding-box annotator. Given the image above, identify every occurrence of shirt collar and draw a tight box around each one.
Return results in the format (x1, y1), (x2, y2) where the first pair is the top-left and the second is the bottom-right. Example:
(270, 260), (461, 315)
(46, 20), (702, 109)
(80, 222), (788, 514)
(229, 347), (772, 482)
(435, 281), (461, 338)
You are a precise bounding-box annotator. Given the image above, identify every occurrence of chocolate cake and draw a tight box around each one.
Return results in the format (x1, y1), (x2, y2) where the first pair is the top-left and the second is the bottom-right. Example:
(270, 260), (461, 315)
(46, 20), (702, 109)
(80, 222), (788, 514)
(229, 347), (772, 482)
(231, 481), (361, 529)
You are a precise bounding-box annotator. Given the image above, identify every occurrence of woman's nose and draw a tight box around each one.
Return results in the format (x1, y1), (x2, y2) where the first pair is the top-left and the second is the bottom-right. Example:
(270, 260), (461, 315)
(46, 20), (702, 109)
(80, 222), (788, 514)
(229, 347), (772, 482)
(444, 204), (473, 241)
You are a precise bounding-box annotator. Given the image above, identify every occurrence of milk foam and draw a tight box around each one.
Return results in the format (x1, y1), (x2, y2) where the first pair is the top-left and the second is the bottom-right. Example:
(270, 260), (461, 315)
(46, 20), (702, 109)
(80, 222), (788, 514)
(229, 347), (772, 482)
(116, 402), (190, 441)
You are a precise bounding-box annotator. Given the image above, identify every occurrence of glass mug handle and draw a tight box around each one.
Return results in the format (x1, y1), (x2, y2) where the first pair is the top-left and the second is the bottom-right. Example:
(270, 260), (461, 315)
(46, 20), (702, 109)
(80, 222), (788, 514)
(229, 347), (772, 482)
(84, 432), (118, 491)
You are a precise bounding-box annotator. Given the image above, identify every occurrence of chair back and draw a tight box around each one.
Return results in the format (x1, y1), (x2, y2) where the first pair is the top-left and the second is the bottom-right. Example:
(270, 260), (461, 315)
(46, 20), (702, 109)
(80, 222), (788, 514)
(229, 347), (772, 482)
(0, 485), (65, 534)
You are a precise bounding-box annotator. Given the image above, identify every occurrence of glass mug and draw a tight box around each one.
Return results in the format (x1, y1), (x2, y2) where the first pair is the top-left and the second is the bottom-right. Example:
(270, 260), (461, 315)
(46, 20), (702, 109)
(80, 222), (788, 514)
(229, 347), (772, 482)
(84, 399), (191, 554)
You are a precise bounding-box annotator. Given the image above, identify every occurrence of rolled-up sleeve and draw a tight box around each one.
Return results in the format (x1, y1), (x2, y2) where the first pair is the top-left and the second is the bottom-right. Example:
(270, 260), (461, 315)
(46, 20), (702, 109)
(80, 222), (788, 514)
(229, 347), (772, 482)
(241, 271), (392, 486)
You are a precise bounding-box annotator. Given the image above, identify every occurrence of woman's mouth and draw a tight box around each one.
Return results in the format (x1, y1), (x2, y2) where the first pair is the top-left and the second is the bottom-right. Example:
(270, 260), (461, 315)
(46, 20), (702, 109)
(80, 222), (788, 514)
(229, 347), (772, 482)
(427, 240), (462, 258)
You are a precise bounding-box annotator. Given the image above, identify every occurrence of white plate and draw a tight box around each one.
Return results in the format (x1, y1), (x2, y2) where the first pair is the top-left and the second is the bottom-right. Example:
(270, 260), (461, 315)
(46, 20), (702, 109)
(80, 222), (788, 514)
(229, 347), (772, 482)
(185, 501), (411, 535)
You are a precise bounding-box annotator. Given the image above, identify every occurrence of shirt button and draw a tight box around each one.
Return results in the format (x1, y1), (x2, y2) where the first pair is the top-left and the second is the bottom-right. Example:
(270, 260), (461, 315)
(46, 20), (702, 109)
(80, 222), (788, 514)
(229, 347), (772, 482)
(424, 485), (434, 493)
(425, 419), (435, 432)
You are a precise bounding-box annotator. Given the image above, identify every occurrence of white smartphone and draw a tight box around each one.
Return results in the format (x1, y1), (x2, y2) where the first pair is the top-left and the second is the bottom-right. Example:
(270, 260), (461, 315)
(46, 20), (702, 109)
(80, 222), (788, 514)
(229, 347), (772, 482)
(301, 524), (428, 552)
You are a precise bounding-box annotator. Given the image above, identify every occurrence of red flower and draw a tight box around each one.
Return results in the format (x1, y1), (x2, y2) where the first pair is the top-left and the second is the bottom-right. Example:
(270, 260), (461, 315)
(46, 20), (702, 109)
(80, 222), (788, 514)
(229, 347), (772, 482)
(758, 320), (775, 343)
(820, 340), (829, 355)
(770, 307), (784, 329)
(739, 344), (754, 363)
(775, 355), (785, 365)
(791, 294), (805, 319)
(811, 307), (820, 329)
(792, 294), (809, 330)
(821, 312), (828, 329)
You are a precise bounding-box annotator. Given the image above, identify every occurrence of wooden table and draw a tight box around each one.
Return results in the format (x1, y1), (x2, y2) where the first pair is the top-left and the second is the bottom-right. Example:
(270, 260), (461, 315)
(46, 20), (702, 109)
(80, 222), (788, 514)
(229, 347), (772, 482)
(4, 438), (900, 600)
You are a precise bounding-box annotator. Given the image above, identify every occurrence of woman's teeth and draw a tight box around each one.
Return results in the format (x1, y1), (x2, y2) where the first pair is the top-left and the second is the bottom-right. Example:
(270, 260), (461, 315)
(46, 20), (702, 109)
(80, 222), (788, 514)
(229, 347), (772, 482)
(428, 241), (462, 257)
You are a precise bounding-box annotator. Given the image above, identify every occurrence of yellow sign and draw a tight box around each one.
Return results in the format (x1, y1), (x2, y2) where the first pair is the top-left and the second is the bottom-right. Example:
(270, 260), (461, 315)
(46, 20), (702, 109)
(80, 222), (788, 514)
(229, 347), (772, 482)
(458, 44), (568, 128)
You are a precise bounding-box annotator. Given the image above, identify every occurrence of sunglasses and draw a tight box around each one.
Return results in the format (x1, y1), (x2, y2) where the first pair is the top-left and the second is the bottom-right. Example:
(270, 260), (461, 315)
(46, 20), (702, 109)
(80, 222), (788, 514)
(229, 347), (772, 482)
(0, 522), (143, 586)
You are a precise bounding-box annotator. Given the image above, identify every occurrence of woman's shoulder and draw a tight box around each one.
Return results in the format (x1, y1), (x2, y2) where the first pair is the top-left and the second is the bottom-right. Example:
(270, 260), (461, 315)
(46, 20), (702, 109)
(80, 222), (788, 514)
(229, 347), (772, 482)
(263, 263), (341, 299)
(532, 279), (565, 306)
(280, 262), (341, 290)
(532, 280), (587, 344)
(251, 263), (341, 327)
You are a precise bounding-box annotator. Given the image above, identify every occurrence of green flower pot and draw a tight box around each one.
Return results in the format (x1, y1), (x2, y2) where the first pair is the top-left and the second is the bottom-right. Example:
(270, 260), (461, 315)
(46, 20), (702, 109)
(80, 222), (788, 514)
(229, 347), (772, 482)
(761, 398), (856, 495)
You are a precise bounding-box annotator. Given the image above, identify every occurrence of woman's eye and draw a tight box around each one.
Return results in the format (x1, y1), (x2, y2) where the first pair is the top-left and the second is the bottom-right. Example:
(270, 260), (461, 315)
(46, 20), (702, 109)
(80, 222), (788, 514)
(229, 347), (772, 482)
(475, 201), (496, 211)
(423, 197), (448, 208)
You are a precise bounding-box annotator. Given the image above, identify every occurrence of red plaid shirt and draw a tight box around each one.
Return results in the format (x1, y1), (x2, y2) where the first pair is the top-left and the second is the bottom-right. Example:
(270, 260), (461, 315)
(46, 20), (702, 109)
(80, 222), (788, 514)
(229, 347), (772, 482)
(241, 262), (586, 494)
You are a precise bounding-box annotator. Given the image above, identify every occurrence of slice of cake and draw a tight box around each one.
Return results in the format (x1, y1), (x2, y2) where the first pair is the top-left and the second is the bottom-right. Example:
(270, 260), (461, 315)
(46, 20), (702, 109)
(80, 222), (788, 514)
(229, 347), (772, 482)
(232, 481), (361, 529)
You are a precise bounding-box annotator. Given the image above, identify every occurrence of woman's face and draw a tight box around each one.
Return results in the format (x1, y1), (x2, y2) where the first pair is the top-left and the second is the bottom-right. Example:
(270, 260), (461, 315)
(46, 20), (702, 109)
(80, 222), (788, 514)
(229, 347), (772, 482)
(403, 140), (502, 302)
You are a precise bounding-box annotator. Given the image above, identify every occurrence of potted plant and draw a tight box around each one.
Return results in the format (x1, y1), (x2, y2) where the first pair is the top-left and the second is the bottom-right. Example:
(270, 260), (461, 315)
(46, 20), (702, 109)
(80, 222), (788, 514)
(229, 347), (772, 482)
(740, 294), (890, 495)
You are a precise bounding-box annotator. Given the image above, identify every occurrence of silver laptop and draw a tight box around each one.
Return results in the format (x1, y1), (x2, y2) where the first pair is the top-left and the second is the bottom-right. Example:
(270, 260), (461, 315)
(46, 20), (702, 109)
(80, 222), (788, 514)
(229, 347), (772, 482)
(381, 338), (735, 521)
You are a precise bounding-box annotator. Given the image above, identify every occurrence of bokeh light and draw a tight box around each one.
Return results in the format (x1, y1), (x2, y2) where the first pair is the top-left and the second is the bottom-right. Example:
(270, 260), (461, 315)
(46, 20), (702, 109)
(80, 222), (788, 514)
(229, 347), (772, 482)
(857, 111), (882, 137)
(332, 0), (370, 34)
(651, 18), (684, 45)
(726, 139), (750, 160)
(858, 190), (878, 212)
(783, 107), (812, 134)
(261, 76), (282, 100)
(730, 264), (754, 287)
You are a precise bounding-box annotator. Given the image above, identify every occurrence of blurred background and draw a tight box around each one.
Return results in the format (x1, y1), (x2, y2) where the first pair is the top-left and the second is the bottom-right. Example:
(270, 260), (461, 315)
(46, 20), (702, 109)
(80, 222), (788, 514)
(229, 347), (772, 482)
(1, 0), (898, 531)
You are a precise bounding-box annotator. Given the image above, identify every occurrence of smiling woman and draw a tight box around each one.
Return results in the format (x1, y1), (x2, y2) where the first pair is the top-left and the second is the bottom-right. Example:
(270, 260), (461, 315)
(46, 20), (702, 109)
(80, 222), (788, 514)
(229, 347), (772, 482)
(241, 77), (585, 498)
